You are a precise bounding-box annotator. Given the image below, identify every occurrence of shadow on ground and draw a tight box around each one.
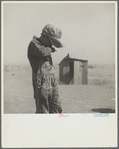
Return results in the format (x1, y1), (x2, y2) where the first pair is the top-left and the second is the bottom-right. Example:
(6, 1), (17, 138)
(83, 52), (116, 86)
(91, 108), (115, 113)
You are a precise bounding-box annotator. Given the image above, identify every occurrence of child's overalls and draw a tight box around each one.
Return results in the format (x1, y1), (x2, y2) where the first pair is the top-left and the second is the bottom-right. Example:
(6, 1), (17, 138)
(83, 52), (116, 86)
(33, 59), (62, 113)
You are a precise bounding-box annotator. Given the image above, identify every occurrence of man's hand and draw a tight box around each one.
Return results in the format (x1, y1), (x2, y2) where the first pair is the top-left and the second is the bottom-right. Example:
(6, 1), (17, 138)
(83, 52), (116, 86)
(51, 47), (57, 53)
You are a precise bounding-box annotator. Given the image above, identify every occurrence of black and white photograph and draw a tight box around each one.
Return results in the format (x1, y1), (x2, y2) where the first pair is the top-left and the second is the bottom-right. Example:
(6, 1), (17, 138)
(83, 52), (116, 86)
(2, 1), (117, 147)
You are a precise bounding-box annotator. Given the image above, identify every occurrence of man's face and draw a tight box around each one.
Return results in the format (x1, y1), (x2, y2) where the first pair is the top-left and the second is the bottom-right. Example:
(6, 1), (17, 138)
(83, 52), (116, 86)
(42, 36), (52, 47)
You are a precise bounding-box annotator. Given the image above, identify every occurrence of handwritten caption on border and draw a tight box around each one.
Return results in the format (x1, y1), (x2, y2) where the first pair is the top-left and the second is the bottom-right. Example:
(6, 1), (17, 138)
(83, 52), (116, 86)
(94, 113), (108, 117)
(59, 114), (69, 117)
(58, 114), (109, 117)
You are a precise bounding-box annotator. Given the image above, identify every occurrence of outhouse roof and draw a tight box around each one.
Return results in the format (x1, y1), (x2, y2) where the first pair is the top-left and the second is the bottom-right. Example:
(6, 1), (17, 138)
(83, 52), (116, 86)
(59, 53), (88, 65)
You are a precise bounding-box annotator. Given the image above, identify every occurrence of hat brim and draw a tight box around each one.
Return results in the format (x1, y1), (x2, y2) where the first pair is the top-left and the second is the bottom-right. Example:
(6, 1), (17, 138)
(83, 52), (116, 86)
(50, 37), (64, 48)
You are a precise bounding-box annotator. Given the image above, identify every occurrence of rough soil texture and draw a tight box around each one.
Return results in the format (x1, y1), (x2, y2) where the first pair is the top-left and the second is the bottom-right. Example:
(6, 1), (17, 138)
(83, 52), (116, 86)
(4, 65), (115, 114)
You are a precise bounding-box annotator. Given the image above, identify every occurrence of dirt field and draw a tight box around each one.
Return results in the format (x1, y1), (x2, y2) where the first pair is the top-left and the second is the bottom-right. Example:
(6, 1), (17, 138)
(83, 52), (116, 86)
(4, 65), (115, 114)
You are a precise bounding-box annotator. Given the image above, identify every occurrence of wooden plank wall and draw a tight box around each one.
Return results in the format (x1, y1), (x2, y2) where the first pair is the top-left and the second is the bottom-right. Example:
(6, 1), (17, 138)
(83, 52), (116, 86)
(59, 59), (88, 85)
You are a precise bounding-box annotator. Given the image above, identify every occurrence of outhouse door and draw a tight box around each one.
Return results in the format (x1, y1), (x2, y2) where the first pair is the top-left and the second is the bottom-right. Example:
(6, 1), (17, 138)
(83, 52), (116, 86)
(74, 61), (82, 84)
(82, 61), (88, 84)
(69, 61), (74, 84)
(78, 62), (83, 84)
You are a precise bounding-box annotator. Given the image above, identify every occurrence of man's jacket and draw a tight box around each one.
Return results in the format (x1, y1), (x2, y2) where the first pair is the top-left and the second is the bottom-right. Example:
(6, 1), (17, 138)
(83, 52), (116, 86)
(28, 36), (53, 73)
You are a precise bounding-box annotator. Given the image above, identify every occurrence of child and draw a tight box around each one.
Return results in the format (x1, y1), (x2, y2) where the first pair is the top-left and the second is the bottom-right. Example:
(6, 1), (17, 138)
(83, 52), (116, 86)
(27, 24), (64, 113)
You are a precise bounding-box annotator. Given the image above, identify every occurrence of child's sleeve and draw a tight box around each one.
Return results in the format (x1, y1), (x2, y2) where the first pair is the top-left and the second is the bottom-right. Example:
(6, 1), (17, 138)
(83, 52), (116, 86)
(28, 41), (52, 58)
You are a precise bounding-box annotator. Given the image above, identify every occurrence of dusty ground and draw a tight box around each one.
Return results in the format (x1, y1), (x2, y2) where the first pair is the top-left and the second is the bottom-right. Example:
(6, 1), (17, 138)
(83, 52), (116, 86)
(4, 65), (115, 114)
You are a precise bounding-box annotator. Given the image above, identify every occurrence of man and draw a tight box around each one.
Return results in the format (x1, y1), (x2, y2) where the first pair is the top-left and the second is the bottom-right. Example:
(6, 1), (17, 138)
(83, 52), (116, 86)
(27, 24), (63, 113)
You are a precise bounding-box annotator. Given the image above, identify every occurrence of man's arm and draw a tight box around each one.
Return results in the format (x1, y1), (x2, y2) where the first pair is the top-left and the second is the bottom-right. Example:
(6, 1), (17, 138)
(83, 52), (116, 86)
(28, 41), (52, 57)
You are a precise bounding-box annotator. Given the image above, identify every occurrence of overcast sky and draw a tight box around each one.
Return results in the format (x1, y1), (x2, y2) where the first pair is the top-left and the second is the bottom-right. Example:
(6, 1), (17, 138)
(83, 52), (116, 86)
(3, 2), (116, 65)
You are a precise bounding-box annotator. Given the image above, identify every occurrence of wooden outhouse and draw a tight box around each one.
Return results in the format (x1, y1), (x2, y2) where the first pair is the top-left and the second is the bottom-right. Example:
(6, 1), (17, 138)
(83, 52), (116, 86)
(59, 54), (88, 85)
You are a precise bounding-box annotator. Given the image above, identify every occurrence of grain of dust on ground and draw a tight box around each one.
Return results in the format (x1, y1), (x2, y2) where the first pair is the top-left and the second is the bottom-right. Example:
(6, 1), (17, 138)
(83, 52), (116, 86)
(3, 65), (115, 114)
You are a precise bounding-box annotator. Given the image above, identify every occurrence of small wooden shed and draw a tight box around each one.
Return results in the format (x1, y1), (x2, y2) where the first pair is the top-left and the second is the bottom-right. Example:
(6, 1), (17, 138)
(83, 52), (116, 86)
(59, 54), (88, 85)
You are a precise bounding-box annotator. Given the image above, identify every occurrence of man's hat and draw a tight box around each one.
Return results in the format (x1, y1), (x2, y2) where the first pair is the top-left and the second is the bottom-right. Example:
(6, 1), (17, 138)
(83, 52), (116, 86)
(41, 24), (64, 48)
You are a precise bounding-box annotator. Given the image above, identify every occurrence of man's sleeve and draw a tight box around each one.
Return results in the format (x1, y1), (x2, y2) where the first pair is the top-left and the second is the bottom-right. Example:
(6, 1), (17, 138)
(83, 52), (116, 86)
(28, 42), (52, 57)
